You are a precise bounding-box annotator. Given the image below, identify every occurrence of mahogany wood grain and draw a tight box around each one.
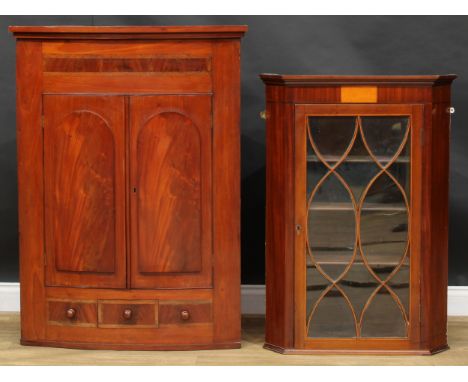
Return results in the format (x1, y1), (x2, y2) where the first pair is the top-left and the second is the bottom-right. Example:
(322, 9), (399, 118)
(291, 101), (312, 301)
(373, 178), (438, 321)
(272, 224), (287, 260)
(260, 74), (457, 86)
(419, 92), (452, 351)
(13, 26), (245, 350)
(46, 286), (213, 301)
(261, 74), (456, 355)
(98, 300), (158, 328)
(44, 322), (214, 346)
(42, 41), (212, 57)
(16, 41), (46, 342)
(44, 57), (210, 73)
(264, 101), (295, 350)
(43, 72), (212, 94)
(43, 95), (126, 288)
(48, 299), (97, 327)
(211, 40), (241, 345)
(159, 300), (212, 326)
(129, 95), (212, 289)
(9, 25), (248, 40)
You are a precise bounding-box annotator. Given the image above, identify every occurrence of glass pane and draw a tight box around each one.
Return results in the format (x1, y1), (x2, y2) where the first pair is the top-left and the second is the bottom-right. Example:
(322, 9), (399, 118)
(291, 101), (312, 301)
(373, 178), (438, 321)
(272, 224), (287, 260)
(308, 288), (356, 338)
(304, 112), (411, 340)
(338, 263), (377, 320)
(360, 174), (408, 276)
(361, 288), (407, 337)
(306, 265), (329, 320)
(388, 263), (410, 316)
(308, 117), (356, 161)
(361, 116), (409, 163)
(336, 132), (380, 201)
(308, 208), (355, 280)
(308, 173), (356, 280)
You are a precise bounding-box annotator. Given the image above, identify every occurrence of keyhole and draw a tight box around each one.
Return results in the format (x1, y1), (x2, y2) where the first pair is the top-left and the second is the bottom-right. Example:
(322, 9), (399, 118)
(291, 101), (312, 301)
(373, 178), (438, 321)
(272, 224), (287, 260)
(133, 187), (137, 193)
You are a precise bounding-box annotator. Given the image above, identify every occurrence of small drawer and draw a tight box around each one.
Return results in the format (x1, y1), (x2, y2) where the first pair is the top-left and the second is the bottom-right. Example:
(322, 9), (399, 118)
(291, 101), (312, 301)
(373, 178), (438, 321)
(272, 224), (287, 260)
(98, 300), (158, 328)
(47, 299), (97, 327)
(159, 300), (212, 326)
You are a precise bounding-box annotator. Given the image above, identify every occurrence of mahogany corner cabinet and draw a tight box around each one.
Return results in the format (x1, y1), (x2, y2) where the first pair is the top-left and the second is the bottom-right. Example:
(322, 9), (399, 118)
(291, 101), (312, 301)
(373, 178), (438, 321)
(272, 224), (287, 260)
(260, 74), (456, 355)
(10, 25), (247, 350)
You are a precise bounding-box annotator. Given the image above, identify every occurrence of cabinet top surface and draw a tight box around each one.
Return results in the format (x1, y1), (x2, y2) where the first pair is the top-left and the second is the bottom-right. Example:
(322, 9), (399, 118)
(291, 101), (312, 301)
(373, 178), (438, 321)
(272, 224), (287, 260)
(9, 25), (248, 39)
(260, 73), (457, 86)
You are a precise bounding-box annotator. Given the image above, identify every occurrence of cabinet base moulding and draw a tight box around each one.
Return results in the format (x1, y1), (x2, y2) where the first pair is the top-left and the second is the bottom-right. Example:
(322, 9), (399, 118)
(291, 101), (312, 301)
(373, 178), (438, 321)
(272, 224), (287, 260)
(263, 342), (450, 356)
(20, 338), (241, 351)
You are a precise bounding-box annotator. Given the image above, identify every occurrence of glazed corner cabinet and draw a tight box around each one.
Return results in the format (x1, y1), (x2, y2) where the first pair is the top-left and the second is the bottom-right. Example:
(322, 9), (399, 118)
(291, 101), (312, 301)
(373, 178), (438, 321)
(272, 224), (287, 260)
(10, 25), (247, 350)
(261, 74), (456, 355)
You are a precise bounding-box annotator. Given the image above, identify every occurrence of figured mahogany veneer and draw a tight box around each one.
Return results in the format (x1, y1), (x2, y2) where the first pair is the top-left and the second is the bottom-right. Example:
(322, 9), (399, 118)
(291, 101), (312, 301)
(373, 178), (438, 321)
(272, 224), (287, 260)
(98, 300), (158, 328)
(261, 74), (456, 355)
(48, 299), (97, 327)
(11, 25), (246, 350)
(159, 300), (212, 326)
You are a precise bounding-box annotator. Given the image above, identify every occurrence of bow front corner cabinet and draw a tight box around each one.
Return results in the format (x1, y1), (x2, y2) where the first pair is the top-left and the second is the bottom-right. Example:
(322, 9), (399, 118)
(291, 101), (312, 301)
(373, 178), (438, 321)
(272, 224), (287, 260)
(260, 74), (456, 355)
(10, 25), (247, 350)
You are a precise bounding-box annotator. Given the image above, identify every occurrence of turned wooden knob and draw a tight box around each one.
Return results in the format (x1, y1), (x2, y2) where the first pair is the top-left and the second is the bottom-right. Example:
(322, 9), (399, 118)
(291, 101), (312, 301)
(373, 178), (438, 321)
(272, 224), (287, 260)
(180, 310), (190, 321)
(123, 308), (133, 320)
(66, 308), (76, 319)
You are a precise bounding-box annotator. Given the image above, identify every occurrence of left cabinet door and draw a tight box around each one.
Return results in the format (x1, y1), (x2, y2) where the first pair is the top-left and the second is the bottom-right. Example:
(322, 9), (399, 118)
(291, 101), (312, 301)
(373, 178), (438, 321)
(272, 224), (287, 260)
(43, 95), (126, 288)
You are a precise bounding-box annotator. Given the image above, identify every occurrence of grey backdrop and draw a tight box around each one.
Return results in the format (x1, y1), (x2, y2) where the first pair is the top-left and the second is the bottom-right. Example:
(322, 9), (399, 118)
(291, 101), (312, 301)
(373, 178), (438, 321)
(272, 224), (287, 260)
(0, 16), (467, 285)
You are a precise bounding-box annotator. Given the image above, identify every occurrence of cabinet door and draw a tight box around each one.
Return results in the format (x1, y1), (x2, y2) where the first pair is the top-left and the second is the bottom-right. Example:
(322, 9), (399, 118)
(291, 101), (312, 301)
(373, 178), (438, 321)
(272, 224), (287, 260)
(294, 104), (424, 350)
(129, 95), (212, 289)
(43, 95), (126, 288)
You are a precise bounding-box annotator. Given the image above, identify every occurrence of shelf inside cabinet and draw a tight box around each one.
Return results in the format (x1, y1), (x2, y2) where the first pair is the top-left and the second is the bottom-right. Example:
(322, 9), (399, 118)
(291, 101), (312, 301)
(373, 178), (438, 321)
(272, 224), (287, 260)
(307, 155), (410, 164)
(306, 253), (408, 267)
(309, 202), (407, 212)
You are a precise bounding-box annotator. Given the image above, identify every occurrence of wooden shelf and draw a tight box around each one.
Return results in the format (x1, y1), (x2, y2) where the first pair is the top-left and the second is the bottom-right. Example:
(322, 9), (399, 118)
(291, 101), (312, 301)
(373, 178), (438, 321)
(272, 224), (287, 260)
(309, 202), (406, 212)
(307, 155), (409, 163)
(306, 253), (408, 267)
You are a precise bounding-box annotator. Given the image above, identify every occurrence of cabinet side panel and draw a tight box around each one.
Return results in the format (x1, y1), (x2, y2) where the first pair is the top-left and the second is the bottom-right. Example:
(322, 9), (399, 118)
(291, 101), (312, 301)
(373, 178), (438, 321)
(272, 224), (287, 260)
(422, 94), (451, 350)
(16, 41), (46, 341)
(265, 100), (295, 349)
(211, 40), (241, 344)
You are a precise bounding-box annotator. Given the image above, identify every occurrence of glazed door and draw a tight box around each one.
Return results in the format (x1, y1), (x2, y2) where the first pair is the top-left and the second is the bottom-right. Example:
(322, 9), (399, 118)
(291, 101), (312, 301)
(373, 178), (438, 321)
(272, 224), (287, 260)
(294, 104), (424, 350)
(43, 95), (126, 288)
(129, 95), (212, 289)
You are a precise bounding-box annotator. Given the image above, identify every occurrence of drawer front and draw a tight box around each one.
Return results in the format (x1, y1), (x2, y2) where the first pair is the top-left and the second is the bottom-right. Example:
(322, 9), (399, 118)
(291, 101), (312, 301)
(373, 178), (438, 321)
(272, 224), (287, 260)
(98, 300), (158, 328)
(159, 300), (212, 326)
(47, 299), (97, 327)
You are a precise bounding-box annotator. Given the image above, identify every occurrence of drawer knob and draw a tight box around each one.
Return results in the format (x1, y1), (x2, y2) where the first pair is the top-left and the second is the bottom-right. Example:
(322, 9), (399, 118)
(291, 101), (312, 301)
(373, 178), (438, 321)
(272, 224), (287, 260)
(180, 310), (190, 321)
(66, 308), (76, 319)
(123, 308), (133, 320)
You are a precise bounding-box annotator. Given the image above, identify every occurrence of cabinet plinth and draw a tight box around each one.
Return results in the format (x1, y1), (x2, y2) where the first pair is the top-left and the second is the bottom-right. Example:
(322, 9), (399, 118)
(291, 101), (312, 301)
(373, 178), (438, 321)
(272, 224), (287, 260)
(261, 74), (456, 355)
(11, 25), (246, 350)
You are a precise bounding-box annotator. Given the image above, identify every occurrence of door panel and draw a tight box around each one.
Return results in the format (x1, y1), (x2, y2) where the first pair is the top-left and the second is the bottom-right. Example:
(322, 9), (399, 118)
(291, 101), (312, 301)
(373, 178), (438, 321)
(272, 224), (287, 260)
(294, 104), (423, 350)
(130, 95), (212, 289)
(44, 95), (126, 288)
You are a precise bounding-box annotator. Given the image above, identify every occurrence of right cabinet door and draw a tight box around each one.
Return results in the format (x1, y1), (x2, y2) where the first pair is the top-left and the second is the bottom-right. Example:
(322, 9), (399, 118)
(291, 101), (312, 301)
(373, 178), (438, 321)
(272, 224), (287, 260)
(294, 104), (424, 350)
(129, 95), (212, 289)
